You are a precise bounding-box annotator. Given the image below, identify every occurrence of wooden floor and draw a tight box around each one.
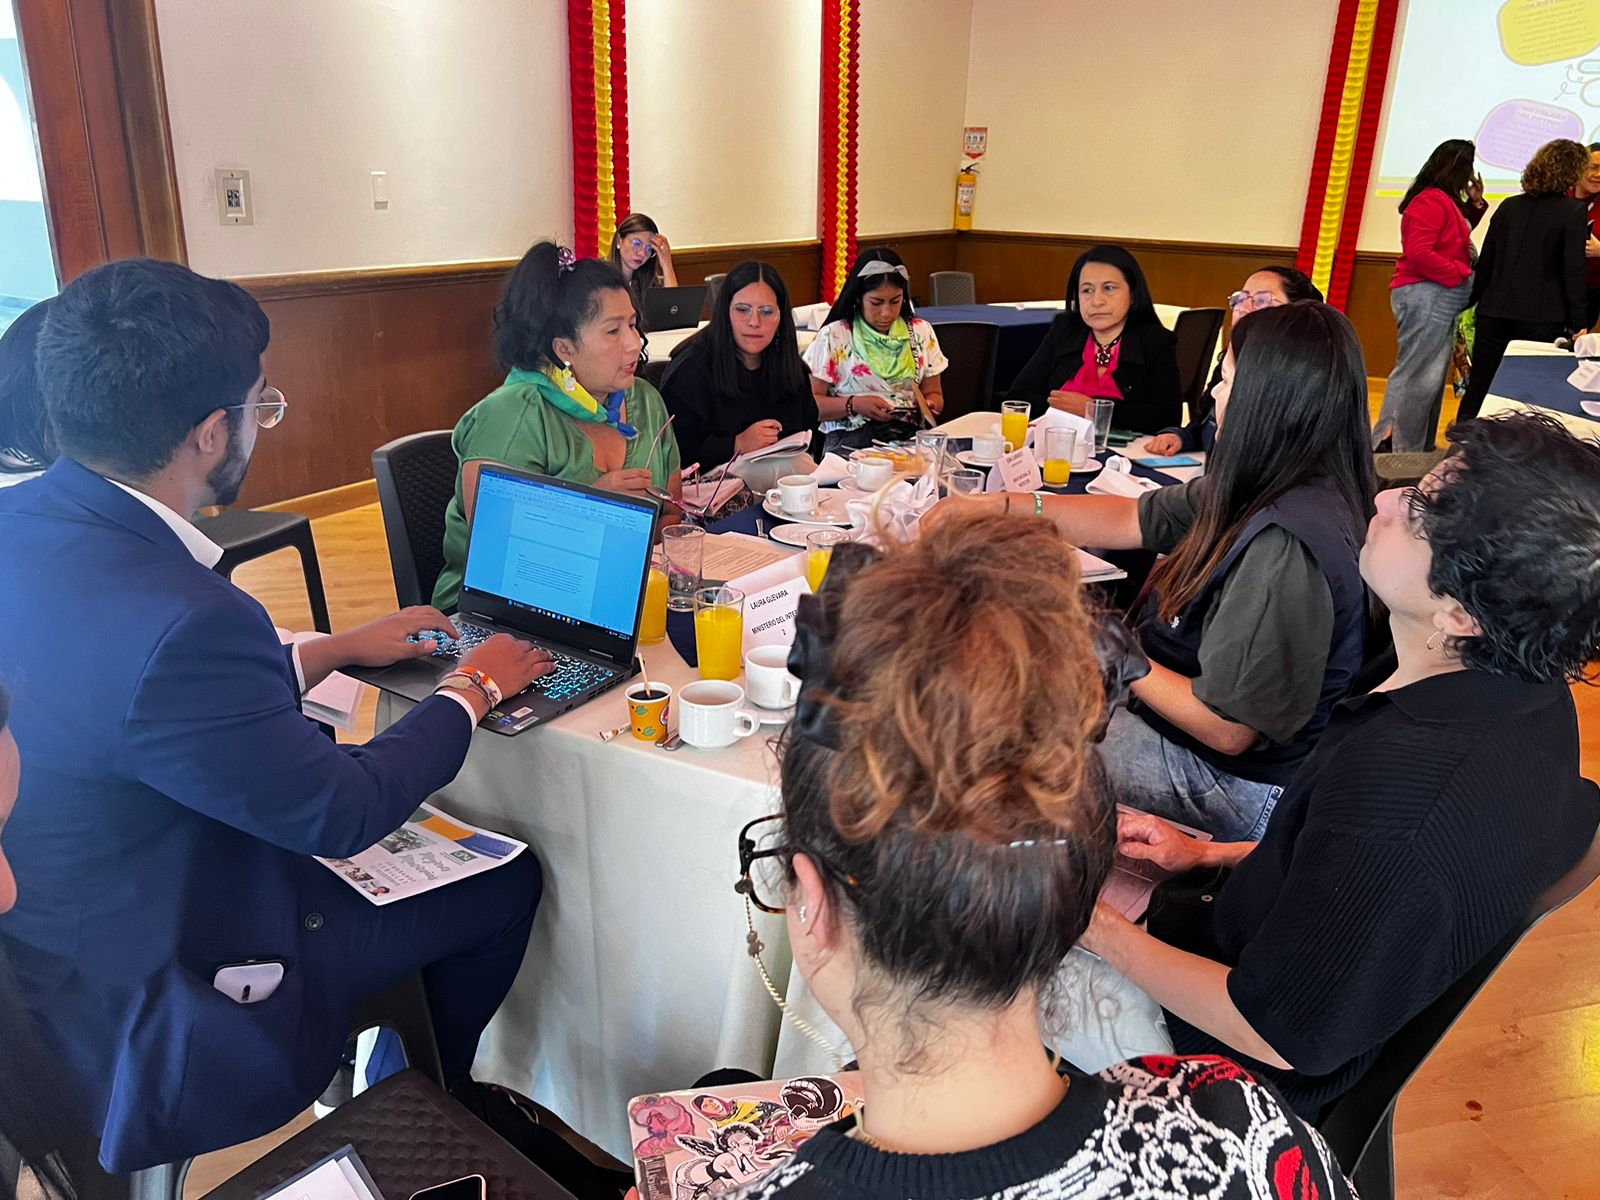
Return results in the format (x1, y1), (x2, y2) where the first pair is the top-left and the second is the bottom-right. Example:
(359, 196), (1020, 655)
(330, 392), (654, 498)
(199, 381), (1600, 1200)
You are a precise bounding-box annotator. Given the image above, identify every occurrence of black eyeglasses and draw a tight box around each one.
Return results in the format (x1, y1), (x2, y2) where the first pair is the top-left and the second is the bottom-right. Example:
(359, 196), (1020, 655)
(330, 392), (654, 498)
(735, 815), (857, 914)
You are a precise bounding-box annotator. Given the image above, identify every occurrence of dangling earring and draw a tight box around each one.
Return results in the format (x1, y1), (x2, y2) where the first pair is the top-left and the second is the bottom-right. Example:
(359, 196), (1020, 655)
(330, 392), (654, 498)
(1426, 629), (1446, 653)
(558, 361), (577, 394)
(797, 904), (808, 925)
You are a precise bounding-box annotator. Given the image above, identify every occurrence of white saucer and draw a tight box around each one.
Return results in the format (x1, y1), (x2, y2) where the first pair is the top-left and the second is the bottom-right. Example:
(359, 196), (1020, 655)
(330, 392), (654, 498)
(752, 703), (796, 725)
(1069, 459), (1104, 477)
(956, 449), (1001, 469)
(768, 522), (841, 547)
(762, 492), (853, 525)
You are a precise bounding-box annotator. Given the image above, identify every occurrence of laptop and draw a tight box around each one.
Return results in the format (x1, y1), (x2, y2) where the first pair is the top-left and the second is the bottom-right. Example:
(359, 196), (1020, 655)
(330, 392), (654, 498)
(643, 285), (709, 331)
(351, 466), (659, 735)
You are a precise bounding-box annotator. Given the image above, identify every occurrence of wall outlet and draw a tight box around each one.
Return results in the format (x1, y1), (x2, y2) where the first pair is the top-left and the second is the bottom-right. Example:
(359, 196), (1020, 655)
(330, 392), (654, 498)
(215, 169), (253, 225)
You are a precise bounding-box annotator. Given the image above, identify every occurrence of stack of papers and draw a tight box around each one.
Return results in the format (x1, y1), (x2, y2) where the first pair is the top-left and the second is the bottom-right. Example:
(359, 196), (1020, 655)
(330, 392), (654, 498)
(701, 532), (798, 583)
(742, 430), (814, 461)
(257, 1145), (385, 1200)
(278, 629), (366, 732)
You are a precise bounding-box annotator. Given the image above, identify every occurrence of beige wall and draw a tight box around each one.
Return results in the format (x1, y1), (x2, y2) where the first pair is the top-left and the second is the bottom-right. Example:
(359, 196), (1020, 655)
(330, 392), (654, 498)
(157, 0), (574, 278)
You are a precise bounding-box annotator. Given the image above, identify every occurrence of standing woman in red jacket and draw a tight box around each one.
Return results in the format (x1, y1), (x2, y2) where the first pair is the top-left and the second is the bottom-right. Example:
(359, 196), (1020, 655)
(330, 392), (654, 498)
(1372, 139), (1487, 451)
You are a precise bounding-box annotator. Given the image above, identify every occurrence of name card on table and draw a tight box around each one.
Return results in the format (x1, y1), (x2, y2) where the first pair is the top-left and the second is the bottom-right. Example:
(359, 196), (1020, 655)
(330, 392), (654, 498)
(728, 553), (810, 653)
(986, 445), (1043, 493)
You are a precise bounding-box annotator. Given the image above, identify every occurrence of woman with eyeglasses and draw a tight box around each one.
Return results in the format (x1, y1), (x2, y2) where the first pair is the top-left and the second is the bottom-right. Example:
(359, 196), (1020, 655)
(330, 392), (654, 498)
(803, 247), (948, 455)
(611, 212), (678, 325)
(1004, 245), (1181, 434)
(660, 260), (818, 472)
(1146, 266), (1322, 458)
(432, 241), (681, 613)
(940, 303), (1374, 844)
(1370, 140), (1489, 452)
(719, 514), (1353, 1199)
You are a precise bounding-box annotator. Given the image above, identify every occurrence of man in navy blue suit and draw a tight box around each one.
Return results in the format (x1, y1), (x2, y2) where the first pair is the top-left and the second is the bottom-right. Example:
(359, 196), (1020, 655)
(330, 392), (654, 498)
(0, 259), (555, 1172)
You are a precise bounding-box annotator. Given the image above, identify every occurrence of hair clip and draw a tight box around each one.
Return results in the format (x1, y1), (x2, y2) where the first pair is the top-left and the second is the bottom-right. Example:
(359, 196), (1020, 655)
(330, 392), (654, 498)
(556, 245), (577, 274)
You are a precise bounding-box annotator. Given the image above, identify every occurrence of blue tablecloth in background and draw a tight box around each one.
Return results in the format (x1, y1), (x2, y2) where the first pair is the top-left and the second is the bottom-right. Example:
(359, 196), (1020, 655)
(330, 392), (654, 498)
(1484, 354), (1600, 425)
(917, 304), (1058, 391)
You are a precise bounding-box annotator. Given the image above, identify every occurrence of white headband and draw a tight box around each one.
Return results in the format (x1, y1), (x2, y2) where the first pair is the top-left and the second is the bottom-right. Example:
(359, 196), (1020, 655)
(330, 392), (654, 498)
(857, 261), (910, 282)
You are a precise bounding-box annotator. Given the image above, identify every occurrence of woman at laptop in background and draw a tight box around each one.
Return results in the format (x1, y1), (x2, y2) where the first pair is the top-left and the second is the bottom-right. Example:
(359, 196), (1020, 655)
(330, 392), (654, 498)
(660, 260), (817, 474)
(432, 242), (682, 613)
(803, 247), (947, 455)
(611, 212), (678, 327)
(703, 515), (1353, 1198)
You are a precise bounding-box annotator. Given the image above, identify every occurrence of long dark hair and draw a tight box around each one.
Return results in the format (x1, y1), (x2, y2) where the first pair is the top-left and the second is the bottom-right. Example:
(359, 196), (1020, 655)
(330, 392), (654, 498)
(1146, 302), (1375, 623)
(0, 300), (57, 472)
(1400, 139), (1477, 215)
(493, 242), (631, 372)
(1059, 245), (1160, 342)
(610, 213), (665, 290)
(821, 247), (916, 329)
(674, 260), (808, 400)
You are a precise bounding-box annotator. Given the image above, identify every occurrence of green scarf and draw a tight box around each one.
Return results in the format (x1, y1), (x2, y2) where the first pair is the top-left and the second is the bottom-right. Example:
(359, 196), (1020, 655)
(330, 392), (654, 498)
(516, 365), (638, 438)
(852, 316), (917, 383)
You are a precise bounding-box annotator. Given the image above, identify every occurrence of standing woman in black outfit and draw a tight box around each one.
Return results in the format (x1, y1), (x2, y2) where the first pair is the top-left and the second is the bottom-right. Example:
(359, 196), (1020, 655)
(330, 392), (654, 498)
(1004, 245), (1182, 434)
(1458, 138), (1589, 421)
(660, 259), (817, 471)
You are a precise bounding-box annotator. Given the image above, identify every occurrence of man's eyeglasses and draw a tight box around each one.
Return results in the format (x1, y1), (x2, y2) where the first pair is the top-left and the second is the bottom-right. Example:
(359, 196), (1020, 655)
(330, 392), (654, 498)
(735, 815), (857, 914)
(731, 303), (779, 322)
(225, 386), (287, 429)
(1226, 290), (1283, 314)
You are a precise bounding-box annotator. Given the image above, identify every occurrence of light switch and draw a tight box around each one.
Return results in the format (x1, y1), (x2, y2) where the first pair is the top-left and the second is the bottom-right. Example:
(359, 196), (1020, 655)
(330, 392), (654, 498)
(370, 171), (389, 210)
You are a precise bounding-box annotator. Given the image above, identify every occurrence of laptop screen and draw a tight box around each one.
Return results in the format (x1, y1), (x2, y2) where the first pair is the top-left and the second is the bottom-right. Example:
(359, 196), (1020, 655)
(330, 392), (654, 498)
(463, 468), (658, 646)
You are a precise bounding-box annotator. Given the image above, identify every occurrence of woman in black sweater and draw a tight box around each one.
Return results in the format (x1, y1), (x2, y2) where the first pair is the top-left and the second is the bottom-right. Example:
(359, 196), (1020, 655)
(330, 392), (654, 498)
(1004, 245), (1182, 433)
(660, 260), (817, 470)
(717, 516), (1351, 1199)
(1075, 412), (1600, 1119)
(1458, 138), (1589, 421)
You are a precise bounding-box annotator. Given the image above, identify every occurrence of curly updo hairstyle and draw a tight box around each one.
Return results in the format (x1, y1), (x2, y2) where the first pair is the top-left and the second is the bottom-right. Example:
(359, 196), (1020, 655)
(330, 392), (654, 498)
(778, 510), (1114, 1015)
(493, 241), (631, 373)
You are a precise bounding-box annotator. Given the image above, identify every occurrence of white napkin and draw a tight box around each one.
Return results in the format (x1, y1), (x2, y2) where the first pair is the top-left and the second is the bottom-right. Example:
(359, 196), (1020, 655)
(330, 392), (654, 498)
(1574, 332), (1600, 358)
(1086, 457), (1160, 498)
(844, 475), (939, 545)
(793, 303), (831, 330)
(810, 452), (852, 487)
(1029, 407), (1096, 465)
(1570, 361), (1600, 393)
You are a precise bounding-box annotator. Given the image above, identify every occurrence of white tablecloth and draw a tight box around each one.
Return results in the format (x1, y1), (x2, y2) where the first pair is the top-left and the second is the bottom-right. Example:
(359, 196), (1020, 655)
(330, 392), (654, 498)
(377, 639), (819, 1158)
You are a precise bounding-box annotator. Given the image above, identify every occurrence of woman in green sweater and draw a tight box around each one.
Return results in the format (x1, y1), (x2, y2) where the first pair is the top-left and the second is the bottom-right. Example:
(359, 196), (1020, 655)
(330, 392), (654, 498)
(433, 242), (681, 612)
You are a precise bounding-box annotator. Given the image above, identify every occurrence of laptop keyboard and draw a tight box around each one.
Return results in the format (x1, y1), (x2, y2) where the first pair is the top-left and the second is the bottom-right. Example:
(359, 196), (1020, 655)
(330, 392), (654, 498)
(414, 623), (620, 704)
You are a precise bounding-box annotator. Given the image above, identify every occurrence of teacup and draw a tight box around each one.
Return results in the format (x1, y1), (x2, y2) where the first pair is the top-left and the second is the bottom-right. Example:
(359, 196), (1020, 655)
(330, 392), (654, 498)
(848, 453), (895, 491)
(678, 680), (762, 749)
(970, 427), (1007, 464)
(765, 474), (819, 515)
(744, 644), (800, 710)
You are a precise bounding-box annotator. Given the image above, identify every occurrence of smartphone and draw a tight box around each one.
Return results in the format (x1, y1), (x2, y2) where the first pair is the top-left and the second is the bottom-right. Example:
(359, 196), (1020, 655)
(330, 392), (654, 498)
(1134, 455), (1201, 468)
(410, 1175), (486, 1200)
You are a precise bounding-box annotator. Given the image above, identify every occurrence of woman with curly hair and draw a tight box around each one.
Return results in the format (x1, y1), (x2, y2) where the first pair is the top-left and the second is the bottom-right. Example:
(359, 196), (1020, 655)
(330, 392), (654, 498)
(1071, 412), (1600, 1120)
(1457, 138), (1591, 421)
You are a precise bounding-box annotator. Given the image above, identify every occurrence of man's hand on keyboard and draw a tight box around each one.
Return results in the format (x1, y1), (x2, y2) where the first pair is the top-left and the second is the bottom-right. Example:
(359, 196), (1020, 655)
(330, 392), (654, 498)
(339, 606), (462, 667)
(461, 635), (557, 699)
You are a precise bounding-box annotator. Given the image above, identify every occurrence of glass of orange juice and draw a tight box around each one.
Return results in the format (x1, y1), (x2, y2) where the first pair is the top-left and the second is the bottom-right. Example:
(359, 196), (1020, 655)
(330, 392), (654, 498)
(805, 529), (849, 592)
(1042, 427), (1076, 488)
(638, 558), (669, 644)
(694, 585), (745, 681)
(1001, 400), (1031, 455)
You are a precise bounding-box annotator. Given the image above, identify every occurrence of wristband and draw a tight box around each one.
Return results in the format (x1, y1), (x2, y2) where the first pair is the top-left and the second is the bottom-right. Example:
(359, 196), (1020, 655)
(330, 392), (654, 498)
(845, 397), (856, 420)
(437, 667), (502, 709)
(1033, 491), (1046, 518)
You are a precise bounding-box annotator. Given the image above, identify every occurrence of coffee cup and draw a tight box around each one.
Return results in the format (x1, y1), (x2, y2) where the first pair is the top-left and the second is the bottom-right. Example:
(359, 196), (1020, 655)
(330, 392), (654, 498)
(624, 681), (672, 744)
(678, 680), (762, 749)
(970, 427), (1007, 464)
(848, 453), (895, 491)
(765, 474), (819, 515)
(743, 644), (800, 710)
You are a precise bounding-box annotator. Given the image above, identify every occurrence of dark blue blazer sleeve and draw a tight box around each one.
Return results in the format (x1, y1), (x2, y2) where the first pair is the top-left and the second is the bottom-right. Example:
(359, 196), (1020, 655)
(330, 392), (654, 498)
(123, 595), (474, 858)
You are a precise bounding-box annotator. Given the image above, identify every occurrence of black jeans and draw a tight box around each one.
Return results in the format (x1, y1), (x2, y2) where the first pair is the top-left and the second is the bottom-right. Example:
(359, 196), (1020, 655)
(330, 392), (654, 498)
(1458, 315), (1566, 423)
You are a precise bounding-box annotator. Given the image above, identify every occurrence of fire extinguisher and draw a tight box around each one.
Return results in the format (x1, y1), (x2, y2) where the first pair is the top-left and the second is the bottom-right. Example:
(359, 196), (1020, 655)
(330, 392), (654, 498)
(954, 160), (980, 231)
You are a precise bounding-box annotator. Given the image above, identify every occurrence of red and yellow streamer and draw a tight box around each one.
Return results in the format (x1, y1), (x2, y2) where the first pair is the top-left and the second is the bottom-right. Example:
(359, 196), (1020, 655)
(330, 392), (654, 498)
(1295, 0), (1400, 309)
(818, 0), (860, 303)
(569, 0), (631, 259)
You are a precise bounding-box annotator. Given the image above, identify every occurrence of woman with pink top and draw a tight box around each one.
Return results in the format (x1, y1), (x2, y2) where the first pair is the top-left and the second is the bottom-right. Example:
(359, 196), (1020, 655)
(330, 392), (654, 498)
(1372, 139), (1487, 451)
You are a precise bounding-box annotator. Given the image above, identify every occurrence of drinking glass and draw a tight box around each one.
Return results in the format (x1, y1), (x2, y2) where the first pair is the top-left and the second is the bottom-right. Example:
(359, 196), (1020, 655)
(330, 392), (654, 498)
(1042, 427), (1076, 488)
(914, 430), (949, 479)
(662, 525), (706, 611)
(805, 529), (849, 592)
(1090, 398), (1115, 455)
(1000, 400), (1031, 454)
(693, 585), (745, 681)
(947, 468), (984, 497)
(639, 556), (669, 644)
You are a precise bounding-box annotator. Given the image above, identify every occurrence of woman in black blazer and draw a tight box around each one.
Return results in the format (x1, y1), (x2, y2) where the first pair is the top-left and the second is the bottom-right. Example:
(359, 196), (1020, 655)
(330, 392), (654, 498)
(1005, 245), (1182, 433)
(1459, 138), (1590, 421)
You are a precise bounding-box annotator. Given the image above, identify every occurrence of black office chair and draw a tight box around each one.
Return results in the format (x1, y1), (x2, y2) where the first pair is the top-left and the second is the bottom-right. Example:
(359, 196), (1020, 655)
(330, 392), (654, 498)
(199, 511), (332, 633)
(928, 271), (976, 306)
(1318, 828), (1600, 1199)
(928, 322), (1000, 423)
(1171, 307), (1226, 423)
(372, 431), (458, 609)
(701, 272), (727, 317)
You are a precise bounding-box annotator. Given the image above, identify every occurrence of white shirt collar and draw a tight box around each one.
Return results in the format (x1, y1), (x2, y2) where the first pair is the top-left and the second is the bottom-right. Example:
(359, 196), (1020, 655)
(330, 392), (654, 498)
(104, 477), (224, 569)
